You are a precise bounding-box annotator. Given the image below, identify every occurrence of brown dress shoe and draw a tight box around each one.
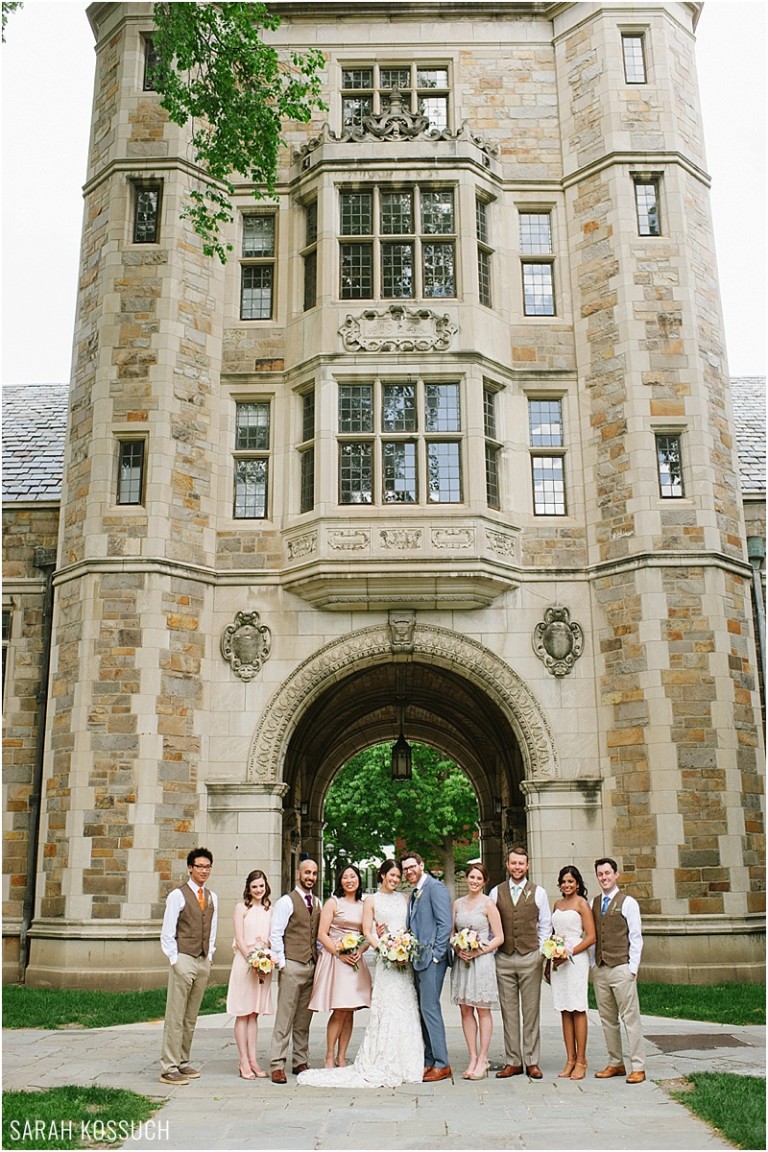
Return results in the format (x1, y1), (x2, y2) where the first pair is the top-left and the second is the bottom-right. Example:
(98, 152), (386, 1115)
(626, 1071), (646, 1084)
(594, 1065), (626, 1079)
(423, 1066), (452, 1082)
(496, 1064), (524, 1078)
(159, 1069), (189, 1085)
(177, 1064), (200, 1079)
(271, 1069), (287, 1084)
(424, 1065), (434, 1075)
(292, 1064), (310, 1074)
(526, 1065), (543, 1079)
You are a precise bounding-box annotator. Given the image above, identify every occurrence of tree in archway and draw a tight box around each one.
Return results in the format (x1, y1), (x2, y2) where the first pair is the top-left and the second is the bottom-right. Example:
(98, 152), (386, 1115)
(323, 743), (478, 894)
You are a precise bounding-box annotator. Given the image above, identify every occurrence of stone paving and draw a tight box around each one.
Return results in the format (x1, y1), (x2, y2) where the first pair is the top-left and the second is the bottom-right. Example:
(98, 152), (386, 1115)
(3, 990), (764, 1151)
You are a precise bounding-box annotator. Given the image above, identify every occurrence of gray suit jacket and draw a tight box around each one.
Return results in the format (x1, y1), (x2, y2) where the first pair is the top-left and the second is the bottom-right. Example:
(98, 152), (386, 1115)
(408, 874), (453, 972)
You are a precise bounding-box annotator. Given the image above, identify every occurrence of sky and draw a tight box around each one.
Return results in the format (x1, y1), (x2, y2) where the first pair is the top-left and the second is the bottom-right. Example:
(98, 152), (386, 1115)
(1, 0), (766, 384)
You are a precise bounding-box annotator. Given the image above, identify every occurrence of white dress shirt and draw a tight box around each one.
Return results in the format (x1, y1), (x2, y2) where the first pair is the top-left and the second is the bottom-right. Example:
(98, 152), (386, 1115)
(160, 880), (218, 964)
(489, 878), (553, 950)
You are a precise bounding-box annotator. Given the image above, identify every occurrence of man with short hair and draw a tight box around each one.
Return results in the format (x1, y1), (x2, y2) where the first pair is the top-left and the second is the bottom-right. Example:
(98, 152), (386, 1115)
(159, 847), (218, 1085)
(269, 858), (320, 1083)
(401, 851), (453, 1082)
(490, 845), (552, 1080)
(591, 857), (646, 1083)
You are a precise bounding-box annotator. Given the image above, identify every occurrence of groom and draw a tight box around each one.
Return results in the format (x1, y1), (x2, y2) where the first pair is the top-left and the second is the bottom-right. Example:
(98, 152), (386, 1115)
(401, 852), (453, 1082)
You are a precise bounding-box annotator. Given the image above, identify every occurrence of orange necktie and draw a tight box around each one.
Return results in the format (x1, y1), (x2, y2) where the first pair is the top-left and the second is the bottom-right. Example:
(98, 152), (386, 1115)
(197, 886), (205, 910)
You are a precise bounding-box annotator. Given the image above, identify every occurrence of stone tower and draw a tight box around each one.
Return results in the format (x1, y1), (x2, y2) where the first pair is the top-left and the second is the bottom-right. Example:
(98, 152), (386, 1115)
(9, 1), (763, 987)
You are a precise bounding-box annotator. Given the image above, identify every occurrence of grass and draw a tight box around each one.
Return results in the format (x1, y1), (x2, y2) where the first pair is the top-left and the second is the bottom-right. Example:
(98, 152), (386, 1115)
(2, 982), (228, 1030)
(586, 981), (765, 1027)
(669, 1072), (766, 1150)
(2, 1085), (163, 1150)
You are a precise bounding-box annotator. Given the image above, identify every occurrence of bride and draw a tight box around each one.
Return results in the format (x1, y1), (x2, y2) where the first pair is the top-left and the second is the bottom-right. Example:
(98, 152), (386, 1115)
(298, 860), (424, 1088)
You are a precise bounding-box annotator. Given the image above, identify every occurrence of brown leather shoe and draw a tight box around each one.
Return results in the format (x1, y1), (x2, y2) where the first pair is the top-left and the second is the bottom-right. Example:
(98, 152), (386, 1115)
(423, 1065), (452, 1082)
(271, 1069), (287, 1084)
(594, 1065), (626, 1079)
(496, 1064), (524, 1078)
(177, 1064), (200, 1079)
(292, 1064), (310, 1074)
(526, 1065), (543, 1079)
(626, 1071), (646, 1084)
(159, 1070), (189, 1085)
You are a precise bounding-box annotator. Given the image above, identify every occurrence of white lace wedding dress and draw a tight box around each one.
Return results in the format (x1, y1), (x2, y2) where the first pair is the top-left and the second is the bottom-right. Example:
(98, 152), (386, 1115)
(297, 890), (424, 1088)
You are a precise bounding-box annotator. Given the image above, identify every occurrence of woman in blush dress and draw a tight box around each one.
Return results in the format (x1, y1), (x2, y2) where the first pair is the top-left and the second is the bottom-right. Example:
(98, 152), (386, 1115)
(308, 864), (372, 1068)
(550, 865), (596, 1080)
(226, 869), (274, 1079)
(450, 862), (504, 1079)
(298, 859), (424, 1088)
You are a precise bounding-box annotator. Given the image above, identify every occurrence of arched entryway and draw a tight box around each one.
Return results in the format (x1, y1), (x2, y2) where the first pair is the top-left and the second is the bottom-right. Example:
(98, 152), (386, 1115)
(245, 620), (558, 891)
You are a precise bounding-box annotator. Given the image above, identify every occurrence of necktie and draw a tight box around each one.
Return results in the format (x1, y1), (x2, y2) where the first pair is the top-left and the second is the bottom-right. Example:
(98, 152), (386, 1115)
(601, 894), (610, 915)
(409, 889), (416, 913)
(305, 893), (313, 913)
(512, 884), (521, 906)
(197, 886), (205, 911)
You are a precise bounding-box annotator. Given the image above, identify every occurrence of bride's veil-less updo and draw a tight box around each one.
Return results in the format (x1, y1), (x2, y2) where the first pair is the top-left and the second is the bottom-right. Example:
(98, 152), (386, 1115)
(378, 859), (400, 883)
(557, 864), (588, 898)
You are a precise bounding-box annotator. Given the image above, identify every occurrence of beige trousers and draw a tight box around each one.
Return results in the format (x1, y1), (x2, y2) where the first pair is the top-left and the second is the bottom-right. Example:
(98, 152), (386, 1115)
(269, 958), (315, 1071)
(591, 963), (645, 1071)
(160, 953), (211, 1074)
(495, 949), (544, 1067)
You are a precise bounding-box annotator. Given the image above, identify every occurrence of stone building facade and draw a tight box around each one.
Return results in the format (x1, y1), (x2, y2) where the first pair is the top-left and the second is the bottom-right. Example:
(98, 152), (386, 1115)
(2, 1), (764, 987)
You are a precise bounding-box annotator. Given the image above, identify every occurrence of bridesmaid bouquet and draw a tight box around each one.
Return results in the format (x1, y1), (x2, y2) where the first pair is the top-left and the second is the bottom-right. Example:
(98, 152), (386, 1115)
(450, 927), (483, 968)
(246, 947), (275, 984)
(378, 929), (420, 971)
(337, 931), (366, 971)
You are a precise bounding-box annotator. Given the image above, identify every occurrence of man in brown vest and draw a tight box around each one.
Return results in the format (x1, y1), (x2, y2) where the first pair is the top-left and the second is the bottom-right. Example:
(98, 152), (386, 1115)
(591, 857), (646, 1083)
(269, 858), (320, 1083)
(491, 846), (552, 1080)
(159, 847), (218, 1085)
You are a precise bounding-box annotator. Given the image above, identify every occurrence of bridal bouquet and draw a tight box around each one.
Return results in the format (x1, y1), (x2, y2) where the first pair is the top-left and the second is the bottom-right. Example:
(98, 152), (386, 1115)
(541, 934), (571, 963)
(246, 947), (275, 984)
(378, 929), (419, 971)
(336, 931), (366, 971)
(450, 927), (483, 968)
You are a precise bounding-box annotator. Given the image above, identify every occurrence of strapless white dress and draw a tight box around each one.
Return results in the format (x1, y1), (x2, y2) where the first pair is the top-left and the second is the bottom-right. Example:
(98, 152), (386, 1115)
(551, 908), (589, 1012)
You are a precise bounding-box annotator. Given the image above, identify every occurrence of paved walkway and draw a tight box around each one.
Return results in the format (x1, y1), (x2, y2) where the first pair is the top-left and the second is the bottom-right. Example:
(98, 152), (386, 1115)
(3, 987), (764, 1151)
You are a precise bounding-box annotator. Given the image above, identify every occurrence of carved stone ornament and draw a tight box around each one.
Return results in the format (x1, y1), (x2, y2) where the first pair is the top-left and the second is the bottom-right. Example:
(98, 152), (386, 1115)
(533, 606), (584, 677)
(221, 611), (272, 682)
(339, 304), (458, 353)
(389, 610), (416, 653)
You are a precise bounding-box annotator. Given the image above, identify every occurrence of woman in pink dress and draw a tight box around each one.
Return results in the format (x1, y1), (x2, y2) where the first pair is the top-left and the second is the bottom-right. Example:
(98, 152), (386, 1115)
(226, 869), (274, 1079)
(308, 864), (372, 1068)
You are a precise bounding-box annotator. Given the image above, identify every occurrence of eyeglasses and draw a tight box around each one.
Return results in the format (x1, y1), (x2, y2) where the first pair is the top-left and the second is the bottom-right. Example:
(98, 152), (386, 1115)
(402, 865), (419, 872)
(192, 863), (212, 871)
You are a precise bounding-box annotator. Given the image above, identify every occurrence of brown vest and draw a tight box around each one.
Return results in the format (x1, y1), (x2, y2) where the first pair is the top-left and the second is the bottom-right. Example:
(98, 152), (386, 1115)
(283, 889), (320, 963)
(176, 883), (214, 958)
(496, 880), (539, 955)
(593, 891), (629, 966)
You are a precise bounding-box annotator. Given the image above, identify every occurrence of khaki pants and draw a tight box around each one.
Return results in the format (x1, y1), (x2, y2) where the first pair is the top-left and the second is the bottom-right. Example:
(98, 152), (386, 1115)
(160, 953), (211, 1074)
(591, 963), (645, 1071)
(269, 959), (315, 1071)
(495, 949), (543, 1067)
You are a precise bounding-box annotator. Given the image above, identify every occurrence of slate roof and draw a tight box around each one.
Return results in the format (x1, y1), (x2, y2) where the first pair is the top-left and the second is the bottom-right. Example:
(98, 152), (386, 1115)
(2, 384), (69, 502)
(1, 378), (765, 502)
(731, 377), (766, 495)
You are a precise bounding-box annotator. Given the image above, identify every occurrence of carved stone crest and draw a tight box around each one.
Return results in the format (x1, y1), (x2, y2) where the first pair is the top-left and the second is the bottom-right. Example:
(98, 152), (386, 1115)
(533, 607), (584, 677)
(221, 611), (272, 682)
(339, 304), (457, 353)
(389, 610), (416, 653)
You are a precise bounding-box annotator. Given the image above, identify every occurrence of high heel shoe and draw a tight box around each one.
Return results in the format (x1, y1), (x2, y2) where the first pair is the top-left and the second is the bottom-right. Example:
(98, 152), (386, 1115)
(467, 1066), (489, 1080)
(239, 1068), (257, 1080)
(250, 1066), (268, 1078)
(558, 1060), (576, 1078)
(570, 1062), (588, 1081)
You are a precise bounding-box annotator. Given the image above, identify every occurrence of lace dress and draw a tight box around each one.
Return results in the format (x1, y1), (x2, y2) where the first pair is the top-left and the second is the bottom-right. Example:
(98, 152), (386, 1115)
(298, 890), (423, 1088)
(308, 896), (372, 1011)
(550, 907), (589, 1012)
(450, 897), (499, 1008)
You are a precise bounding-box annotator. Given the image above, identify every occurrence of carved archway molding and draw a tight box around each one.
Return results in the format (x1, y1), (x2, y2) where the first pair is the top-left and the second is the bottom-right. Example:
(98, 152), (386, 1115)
(247, 624), (558, 783)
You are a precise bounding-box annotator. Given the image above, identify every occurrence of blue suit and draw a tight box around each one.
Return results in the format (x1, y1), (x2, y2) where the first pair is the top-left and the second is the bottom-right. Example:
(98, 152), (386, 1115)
(407, 874), (453, 1069)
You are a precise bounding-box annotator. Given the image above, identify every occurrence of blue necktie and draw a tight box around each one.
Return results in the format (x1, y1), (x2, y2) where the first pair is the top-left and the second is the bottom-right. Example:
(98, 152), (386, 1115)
(601, 895), (610, 915)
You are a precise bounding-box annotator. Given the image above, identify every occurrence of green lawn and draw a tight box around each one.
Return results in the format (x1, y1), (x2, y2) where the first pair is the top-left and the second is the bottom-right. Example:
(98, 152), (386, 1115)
(669, 1072), (766, 1150)
(586, 981), (765, 1027)
(2, 982), (228, 1030)
(2, 1085), (163, 1151)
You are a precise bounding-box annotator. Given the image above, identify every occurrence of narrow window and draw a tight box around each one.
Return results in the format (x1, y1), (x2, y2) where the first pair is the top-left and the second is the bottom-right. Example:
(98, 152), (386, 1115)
(233, 402), (270, 518)
(303, 201), (318, 312)
(622, 34), (647, 84)
(2, 608), (11, 698)
(240, 215), (276, 320)
(529, 399), (566, 515)
(484, 386), (501, 510)
(133, 183), (161, 244)
(656, 434), (684, 498)
(476, 198), (492, 307)
(117, 440), (146, 505)
(634, 179), (660, 236)
(142, 35), (158, 91)
(519, 211), (555, 316)
(299, 390), (315, 513)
